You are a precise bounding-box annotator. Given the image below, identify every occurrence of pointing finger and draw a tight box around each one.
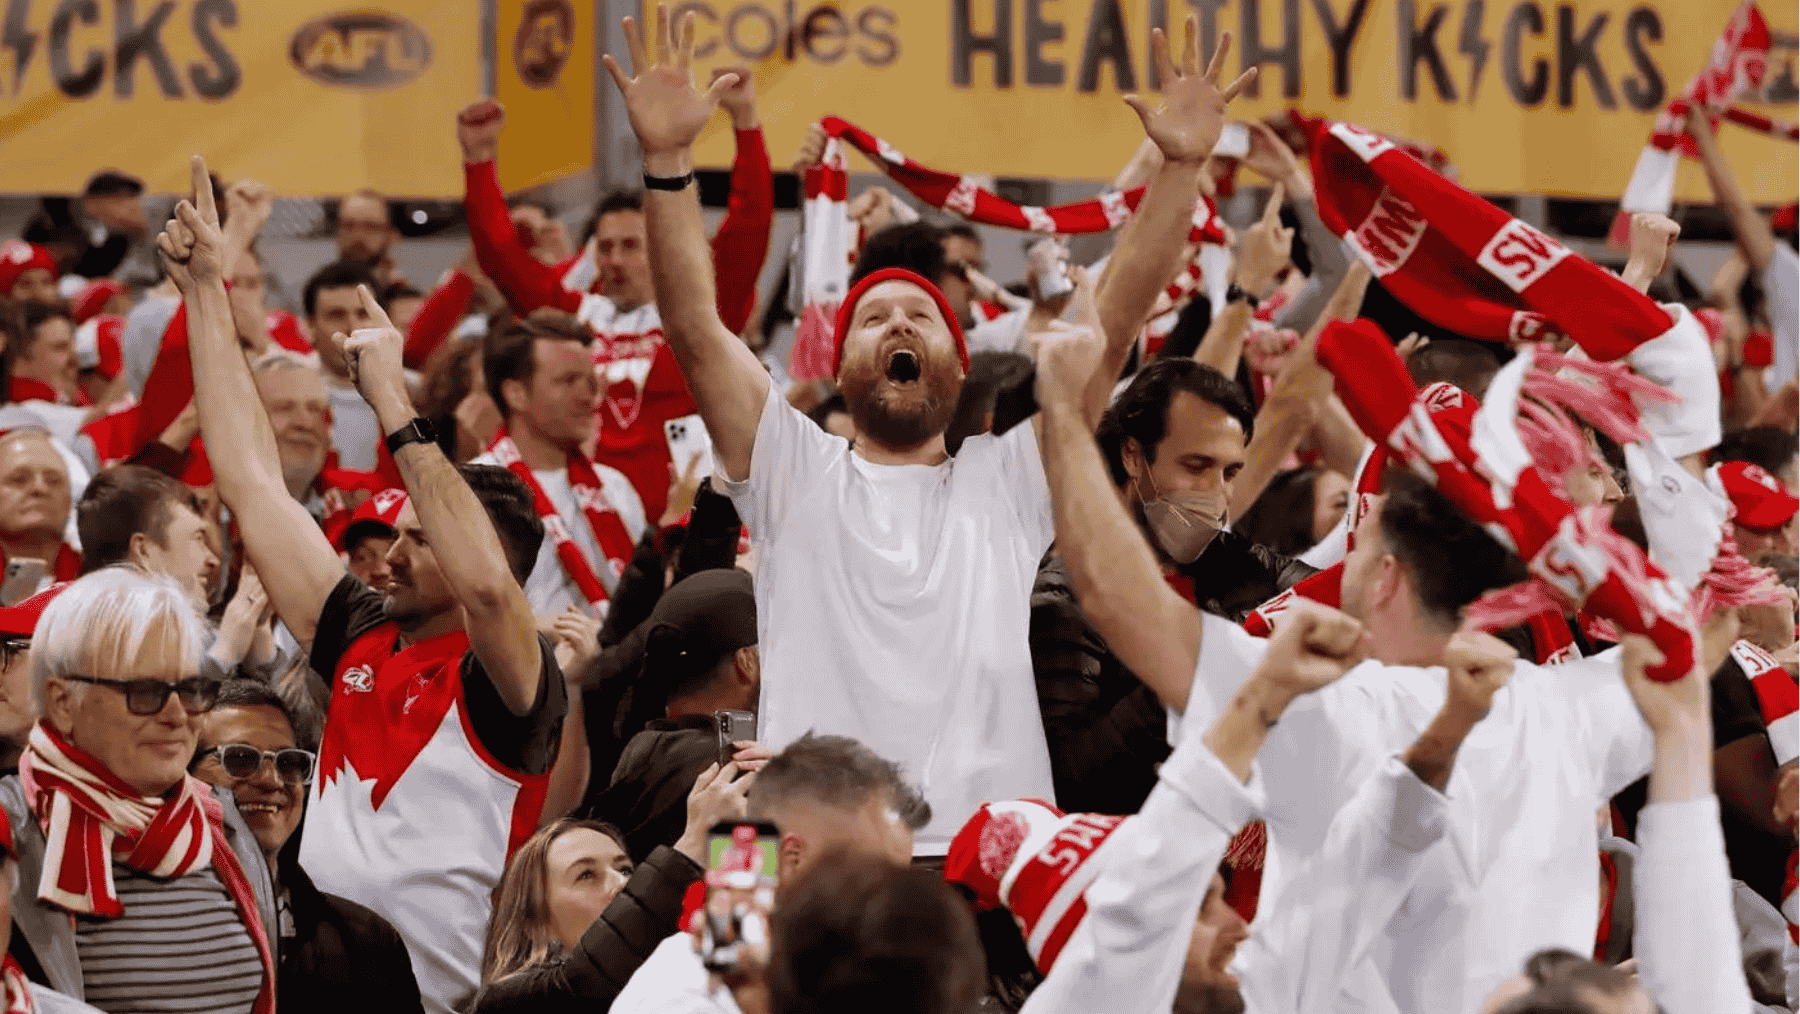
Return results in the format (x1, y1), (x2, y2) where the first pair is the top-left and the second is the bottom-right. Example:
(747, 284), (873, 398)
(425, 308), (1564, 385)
(190, 155), (216, 226)
(356, 284), (395, 332)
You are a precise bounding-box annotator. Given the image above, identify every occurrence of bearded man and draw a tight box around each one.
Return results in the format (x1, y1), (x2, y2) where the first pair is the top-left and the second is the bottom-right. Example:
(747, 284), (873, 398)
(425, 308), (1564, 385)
(605, 9), (1249, 854)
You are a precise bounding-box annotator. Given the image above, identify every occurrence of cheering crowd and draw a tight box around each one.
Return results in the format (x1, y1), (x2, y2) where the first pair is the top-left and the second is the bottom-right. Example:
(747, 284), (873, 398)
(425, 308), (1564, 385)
(0, 4), (1788, 1013)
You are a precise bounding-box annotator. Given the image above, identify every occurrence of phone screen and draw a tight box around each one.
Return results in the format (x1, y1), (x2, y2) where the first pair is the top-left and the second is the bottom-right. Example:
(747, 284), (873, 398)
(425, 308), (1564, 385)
(697, 821), (779, 976)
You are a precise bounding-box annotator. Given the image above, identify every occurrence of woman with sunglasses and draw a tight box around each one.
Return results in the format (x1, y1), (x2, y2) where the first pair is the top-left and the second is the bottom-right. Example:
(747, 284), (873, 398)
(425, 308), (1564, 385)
(0, 567), (278, 1014)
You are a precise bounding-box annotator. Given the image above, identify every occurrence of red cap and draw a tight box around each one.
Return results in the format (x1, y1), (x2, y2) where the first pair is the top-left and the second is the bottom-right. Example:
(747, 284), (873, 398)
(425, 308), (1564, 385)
(1718, 461), (1799, 532)
(0, 241), (56, 298)
(831, 267), (969, 377)
(327, 487), (408, 552)
(0, 582), (69, 639)
(71, 279), (125, 324)
(1773, 201), (1798, 234)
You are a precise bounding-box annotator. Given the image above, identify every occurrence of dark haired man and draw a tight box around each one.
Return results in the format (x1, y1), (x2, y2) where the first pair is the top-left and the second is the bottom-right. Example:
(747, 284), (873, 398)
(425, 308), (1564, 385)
(304, 260), (384, 470)
(454, 63), (772, 521)
(336, 189), (400, 286)
(1035, 322), (1661, 1010)
(472, 309), (646, 616)
(610, 10), (1253, 855)
(1035, 357), (1313, 814)
(590, 568), (758, 862)
(76, 465), (218, 609)
(167, 157), (567, 1014)
(11, 303), (81, 407)
(192, 680), (425, 1014)
(1711, 425), (1799, 488)
(611, 732), (929, 1013)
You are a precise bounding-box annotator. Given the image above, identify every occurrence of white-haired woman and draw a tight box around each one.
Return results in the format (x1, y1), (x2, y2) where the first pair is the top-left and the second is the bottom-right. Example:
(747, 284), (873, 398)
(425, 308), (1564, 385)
(0, 567), (277, 1013)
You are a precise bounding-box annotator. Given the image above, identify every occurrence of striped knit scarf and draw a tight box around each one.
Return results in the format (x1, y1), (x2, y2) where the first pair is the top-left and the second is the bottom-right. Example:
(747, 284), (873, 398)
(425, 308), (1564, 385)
(18, 721), (275, 1013)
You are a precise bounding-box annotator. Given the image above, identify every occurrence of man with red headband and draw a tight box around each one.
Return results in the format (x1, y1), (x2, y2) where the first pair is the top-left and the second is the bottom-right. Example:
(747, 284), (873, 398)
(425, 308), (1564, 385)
(605, 10), (1251, 856)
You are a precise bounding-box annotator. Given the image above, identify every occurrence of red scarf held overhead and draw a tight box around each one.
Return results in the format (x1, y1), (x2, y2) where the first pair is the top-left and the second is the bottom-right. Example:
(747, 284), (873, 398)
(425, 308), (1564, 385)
(486, 429), (633, 613)
(816, 116), (1227, 246)
(18, 722), (274, 1013)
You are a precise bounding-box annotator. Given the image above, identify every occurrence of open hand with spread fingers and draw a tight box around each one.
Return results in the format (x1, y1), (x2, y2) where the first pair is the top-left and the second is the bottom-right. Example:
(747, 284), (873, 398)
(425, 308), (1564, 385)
(156, 155), (226, 292)
(1122, 17), (1259, 165)
(604, 4), (741, 158)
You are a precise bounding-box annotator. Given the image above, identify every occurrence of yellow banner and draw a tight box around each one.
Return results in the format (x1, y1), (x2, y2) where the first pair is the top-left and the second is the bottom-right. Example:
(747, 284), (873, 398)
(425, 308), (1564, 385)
(496, 0), (595, 193)
(671, 0), (1798, 202)
(0, 2), (582, 198)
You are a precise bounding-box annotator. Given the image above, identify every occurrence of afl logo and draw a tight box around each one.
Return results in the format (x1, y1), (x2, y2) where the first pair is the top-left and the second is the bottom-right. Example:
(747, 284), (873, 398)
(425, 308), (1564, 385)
(290, 12), (433, 89)
(514, 0), (575, 89)
(342, 665), (375, 694)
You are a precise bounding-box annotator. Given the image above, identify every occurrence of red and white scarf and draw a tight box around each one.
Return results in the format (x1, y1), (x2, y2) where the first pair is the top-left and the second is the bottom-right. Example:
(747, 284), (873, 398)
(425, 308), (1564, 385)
(790, 116), (1228, 381)
(1617, 3), (1783, 231)
(17, 722), (274, 1012)
(2, 957), (32, 1014)
(1317, 319), (1696, 681)
(486, 429), (633, 614)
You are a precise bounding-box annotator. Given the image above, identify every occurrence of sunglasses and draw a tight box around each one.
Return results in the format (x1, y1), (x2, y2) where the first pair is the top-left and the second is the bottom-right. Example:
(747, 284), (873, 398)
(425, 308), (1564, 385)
(61, 674), (221, 716)
(200, 743), (316, 786)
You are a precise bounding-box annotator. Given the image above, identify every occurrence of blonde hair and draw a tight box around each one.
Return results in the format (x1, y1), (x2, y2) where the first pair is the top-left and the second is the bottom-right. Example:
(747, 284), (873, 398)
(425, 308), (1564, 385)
(30, 566), (206, 716)
(480, 817), (628, 984)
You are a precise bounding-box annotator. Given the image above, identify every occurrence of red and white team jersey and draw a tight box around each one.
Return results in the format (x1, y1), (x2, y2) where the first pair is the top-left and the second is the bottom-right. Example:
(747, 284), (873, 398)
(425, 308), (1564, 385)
(299, 578), (561, 1014)
(570, 296), (697, 521)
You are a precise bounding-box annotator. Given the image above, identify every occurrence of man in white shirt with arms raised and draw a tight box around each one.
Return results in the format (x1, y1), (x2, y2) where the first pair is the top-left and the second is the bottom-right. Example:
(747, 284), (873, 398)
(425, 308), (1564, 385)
(605, 7), (1254, 854)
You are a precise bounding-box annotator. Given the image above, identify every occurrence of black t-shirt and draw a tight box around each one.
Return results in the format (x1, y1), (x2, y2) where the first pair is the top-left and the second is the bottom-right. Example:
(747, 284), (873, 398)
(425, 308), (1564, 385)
(310, 575), (566, 776)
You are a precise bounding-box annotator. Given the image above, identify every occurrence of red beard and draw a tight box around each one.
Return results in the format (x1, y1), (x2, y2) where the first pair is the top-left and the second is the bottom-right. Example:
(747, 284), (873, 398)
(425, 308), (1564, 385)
(839, 348), (962, 452)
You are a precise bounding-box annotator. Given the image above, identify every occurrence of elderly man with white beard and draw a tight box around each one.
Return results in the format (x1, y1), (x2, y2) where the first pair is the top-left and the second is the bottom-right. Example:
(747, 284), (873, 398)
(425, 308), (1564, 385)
(606, 6), (1255, 855)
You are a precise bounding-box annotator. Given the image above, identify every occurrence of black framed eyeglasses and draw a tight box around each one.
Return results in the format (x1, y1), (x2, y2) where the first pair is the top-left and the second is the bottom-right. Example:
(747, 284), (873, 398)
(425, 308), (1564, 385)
(200, 743), (316, 786)
(61, 674), (221, 716)
(0, 639), (27, 670)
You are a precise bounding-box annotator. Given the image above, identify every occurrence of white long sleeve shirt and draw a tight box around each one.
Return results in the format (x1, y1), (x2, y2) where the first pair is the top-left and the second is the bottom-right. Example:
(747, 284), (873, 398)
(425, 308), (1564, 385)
(1634, 795), (1753, 1014)
(1174, 614), (1653, 1014)
(1019, 718), (1263, 1014)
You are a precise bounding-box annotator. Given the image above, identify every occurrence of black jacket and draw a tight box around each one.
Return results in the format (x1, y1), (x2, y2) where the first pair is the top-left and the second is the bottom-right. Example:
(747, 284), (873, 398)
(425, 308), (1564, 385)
(278, 836), (424, 1014)
(1031, 534), (1314, 815)
(470, 846), (705, 1014)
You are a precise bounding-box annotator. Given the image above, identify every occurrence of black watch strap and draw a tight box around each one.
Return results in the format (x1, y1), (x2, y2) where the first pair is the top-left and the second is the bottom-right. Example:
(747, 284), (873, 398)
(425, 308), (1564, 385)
(643, 171), (694, 192)
(1225, 283), (1260, 309)
(385, 417), (438, 456)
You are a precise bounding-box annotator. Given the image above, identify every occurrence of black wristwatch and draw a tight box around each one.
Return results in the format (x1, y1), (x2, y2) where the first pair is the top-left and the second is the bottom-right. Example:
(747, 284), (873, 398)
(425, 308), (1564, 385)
(1224, 282), (1260, 309)
(643, 171), (694, 192)
(385, 417), (439, 455)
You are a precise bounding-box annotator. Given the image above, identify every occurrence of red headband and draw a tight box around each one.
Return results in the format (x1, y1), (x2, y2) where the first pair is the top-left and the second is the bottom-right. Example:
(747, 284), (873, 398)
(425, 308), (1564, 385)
(831, 267), (970, 377)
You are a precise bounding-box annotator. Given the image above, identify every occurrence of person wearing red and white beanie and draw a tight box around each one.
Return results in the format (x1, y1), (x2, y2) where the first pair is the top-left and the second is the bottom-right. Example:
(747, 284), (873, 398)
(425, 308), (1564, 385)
(0, 241), (57, 306)
(1712, 460), (1800, 569)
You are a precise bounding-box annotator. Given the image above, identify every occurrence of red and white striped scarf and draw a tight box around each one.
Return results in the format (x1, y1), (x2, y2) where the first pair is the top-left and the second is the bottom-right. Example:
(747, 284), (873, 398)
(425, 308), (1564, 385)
(486, 428), (633, 614)
(17, 721), (274, 1012)
(1, 956), (32, 1014)
(790, 116), (1228, 380)
(1617, 3), (1786, 232)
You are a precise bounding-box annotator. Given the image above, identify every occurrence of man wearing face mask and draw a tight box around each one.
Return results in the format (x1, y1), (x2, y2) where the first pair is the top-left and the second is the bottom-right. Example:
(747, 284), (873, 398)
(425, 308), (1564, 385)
(1031, 357), (1317, 816)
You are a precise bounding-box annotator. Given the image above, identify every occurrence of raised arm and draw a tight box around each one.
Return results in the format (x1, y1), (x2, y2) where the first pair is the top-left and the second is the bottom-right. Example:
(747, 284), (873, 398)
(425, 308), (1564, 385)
(1685, 106), (1775, 272)
(1619, 212), (1680, 294)
(1621, 634), (1753, 1014)
(336, 287), (545, 714)
(605, 10), (769, 482)
(457, 100), (583, 317)
(1227, 261), (1371, 521)
(1095, 20), (1253, 383)
(163, 156), (344, 645)
(1036, 322), (1201, 709)
(1194, 183), (1292, 378)
(708, 66), (775, 336)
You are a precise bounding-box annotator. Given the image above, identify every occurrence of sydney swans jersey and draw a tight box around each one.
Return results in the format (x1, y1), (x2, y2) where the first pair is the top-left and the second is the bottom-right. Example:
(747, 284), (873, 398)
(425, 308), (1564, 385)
(573, 297), (698, 520)
(300, 578), (565, 1014)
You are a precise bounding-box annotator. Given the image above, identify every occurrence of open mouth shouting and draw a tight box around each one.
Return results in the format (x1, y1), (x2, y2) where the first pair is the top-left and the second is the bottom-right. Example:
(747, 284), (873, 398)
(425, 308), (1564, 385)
(886, 349), (922, 384)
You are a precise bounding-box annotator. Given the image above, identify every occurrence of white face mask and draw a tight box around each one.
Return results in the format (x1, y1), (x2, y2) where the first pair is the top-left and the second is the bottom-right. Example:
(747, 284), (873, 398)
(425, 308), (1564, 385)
(1139, 473), (1229, 564)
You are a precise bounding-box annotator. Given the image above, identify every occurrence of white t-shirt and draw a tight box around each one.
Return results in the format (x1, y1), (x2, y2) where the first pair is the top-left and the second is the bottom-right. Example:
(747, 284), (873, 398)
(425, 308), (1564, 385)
(612, 932), (741, 1014)
(1763, 242), (1797, 395)
(719, 384), (1057, 854)
(1175, 614), (1653, 1014)
(328, 379), (381, 471)
(471, 451), (646, 616)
